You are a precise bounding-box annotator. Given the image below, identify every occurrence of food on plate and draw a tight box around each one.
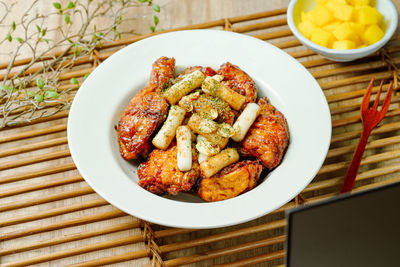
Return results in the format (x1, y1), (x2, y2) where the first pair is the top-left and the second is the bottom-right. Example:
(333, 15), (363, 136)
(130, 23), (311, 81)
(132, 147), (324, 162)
(187, 113), (229, 149)
(118, 57), (289, 201)
(137, 144), (200, 195)
(163, 70), (205, 104)
(175, 66), (217, 83)
(196, 135), (220, 157)
(152, 105), (186, 150)
(217, 62), (258, 105)
(198, 160), (263, 202)
(179, 93), (235, 124)
(237, 97), (289, 169)
(200, 148), (240, 178)
(297, 0), (386, 49)
(202, 75), (246, 110)
(231, 103), (260, 142)
(118, 57), (174, 160)
(176, 126), (193, 171)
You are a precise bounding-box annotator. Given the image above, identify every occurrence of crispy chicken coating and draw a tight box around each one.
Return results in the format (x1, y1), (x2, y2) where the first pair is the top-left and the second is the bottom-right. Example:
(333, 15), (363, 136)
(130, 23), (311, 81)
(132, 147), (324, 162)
(198, 160), (263, 202)
(238, 97), (289, 169)
(118, 57), (175, 160)
(138, 145), (200, 195)
(149, 56), (176, 91)
(217, 62), (258, 105)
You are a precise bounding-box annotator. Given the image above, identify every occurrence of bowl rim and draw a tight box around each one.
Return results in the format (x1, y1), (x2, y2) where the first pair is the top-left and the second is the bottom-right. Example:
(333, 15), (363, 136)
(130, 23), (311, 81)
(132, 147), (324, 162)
(287, 0), (399, 55)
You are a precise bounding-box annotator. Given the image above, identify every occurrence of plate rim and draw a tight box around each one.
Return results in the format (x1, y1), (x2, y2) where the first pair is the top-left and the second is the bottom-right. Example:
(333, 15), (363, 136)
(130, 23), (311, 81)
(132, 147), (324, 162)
(67, 29), (332, 229)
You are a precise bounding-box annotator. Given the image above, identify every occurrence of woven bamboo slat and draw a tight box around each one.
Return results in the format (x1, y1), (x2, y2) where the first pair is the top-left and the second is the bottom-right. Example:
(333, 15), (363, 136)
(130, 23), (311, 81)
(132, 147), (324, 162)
(1, 6), (400, 267)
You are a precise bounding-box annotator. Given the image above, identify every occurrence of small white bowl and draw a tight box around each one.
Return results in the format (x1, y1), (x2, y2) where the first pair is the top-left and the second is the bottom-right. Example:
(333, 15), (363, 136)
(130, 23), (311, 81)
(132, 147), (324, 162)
(287, 0), (398, 62)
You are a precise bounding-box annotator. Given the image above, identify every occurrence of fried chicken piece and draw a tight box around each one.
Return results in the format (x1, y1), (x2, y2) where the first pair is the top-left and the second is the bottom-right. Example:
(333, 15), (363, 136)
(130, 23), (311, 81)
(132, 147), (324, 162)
(217, 62), (258, 105)
(198, 160), (263, 202)
(118, 57), (175, 160)
(138, 145), (200, 195)
(149, 56), (176, 91)
(238, 97), (289, 169)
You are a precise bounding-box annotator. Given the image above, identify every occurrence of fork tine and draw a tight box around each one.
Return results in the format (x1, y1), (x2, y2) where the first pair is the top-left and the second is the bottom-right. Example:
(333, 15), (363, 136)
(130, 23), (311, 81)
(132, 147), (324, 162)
(372, 80), (384, 110)
(378, 81), (393, 120)
(361, 78), (374, 113)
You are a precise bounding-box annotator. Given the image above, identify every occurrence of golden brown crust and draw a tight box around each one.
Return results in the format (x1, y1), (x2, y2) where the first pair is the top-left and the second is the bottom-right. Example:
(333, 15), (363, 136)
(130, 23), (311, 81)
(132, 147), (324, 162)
(217, 62), (258, 105)
(138, 145), (200, 195)
(198, 160), (263, 202)
(118, 57), (175, 160)
(238, 97), (289, 169)
(149, 56), (176, 91)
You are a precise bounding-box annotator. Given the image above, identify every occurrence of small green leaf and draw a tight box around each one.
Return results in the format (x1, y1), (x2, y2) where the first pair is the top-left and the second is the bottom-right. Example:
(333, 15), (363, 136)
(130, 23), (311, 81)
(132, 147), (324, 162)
(37, 78), (44, 89)
(64, 14), (70, 24)
(6, 33), (12, 42)
(67, 1), (75, 8)
(53, 2), (61, 9)
(42, 28), (47, 36)
(138, 0), (147, 2)
(12, 21), (16, 31)
(36, 24), (41, 33)
(44, 90), (59, 99)
(152, 3), (160, 12)
(84, 73), (90, 80)
(153, 15), (159, 26)
(27, 91), (35, 97)
(16, 37), (23, 43)
(34, 94), (44, 102)
(149, 25), (155, 32)
(1, 84), (12, 92)
(70, 78), (79, 85)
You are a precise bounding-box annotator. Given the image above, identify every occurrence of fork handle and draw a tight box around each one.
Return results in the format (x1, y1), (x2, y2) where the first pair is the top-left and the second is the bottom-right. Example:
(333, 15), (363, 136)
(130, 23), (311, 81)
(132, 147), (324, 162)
(340, 128), (371, 193)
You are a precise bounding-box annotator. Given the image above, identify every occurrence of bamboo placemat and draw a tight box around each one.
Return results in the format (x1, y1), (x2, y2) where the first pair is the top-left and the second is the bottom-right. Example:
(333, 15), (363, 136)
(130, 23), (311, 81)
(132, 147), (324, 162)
(1, 8), (400, 267)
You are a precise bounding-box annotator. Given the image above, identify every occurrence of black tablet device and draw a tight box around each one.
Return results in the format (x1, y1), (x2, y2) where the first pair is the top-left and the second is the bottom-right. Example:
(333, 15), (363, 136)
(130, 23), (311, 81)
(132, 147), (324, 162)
(286, 181), (400, 267)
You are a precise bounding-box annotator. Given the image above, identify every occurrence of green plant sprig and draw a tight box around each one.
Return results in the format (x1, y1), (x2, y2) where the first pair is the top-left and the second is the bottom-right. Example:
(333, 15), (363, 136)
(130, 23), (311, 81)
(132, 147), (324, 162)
(0, 0), (161, 127)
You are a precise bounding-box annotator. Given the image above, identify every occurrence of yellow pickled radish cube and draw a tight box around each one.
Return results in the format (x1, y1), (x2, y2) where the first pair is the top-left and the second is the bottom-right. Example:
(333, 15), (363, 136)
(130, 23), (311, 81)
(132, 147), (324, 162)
(323, 22), (341, 33)
(332, 4), (354, 21)
(298, 20), (315, 39)
(333, 22), (357, 41)
(357, 6), (383, 25)
(309, 5), (334, 26)
(325, 0), (349, 12)
(362, 24), (385, 45)
(301, 11), (309, 22)
(349, 22), (365, 34)
(333, 40), (356, 49)
(311, 28), (334, 47)
(348, 0), (371, 6)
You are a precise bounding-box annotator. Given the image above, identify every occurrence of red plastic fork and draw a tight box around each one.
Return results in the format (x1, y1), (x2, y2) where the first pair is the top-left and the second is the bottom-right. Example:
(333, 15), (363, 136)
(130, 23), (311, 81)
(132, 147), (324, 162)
(340, 79), (393, 193)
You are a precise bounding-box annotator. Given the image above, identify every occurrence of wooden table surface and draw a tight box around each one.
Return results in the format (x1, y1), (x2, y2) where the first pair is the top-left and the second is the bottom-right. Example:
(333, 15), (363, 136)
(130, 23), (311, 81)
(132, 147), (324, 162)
(1, 0), (400, 266)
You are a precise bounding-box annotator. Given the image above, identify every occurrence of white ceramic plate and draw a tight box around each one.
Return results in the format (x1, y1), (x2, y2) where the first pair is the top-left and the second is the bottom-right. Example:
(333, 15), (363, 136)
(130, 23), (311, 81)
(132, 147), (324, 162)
(68, 30), (331, 229)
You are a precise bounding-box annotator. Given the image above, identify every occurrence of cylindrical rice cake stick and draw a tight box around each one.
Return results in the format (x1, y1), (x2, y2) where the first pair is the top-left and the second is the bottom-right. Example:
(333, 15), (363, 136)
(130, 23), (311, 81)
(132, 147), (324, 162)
(176, 126), (192, 171)
(200, 148), (239, 178)
(152, 105), (186, 149)
(201, 75), (246, 110)
(231, 103), (260, 142)
(163, 70), (205, 104)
